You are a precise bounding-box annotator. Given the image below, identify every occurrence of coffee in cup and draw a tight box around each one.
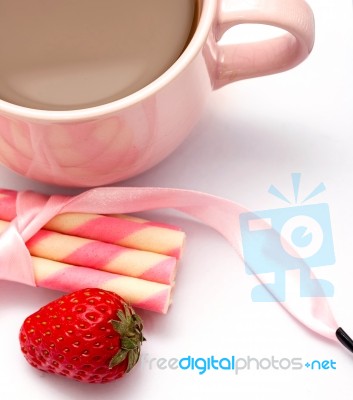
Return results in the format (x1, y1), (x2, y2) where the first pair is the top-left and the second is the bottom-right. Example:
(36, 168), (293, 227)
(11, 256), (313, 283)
(0, 0), (199, 111)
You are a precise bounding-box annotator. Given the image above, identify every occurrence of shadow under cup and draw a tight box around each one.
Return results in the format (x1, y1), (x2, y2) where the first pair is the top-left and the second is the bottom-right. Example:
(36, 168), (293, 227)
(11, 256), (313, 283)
(0, 0), (201, 111)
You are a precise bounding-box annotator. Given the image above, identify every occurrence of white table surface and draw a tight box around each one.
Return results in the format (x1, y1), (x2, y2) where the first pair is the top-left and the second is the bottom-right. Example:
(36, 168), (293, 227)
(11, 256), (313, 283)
(1, 1), (352, 399)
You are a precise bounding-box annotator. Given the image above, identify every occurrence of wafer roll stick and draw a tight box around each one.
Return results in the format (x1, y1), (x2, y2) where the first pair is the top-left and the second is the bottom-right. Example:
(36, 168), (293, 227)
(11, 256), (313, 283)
(32, 256), (172, 314)
(0, 220), (177, 285)
(0, 189), (185, 258)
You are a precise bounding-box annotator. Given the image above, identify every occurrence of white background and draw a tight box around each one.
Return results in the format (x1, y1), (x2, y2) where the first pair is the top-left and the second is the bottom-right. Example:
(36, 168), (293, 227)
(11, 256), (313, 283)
(0, 1), (352, 399)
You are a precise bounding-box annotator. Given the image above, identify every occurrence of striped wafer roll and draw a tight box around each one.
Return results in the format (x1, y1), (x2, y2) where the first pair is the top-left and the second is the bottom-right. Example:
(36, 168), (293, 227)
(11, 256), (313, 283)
(32, 256), (172, 313)
(0, 189), (185, 258)
(0, 220), (177, 285)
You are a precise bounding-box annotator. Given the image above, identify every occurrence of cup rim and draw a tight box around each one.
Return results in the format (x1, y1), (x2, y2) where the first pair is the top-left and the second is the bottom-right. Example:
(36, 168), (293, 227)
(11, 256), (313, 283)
(0, 0), (215, 123)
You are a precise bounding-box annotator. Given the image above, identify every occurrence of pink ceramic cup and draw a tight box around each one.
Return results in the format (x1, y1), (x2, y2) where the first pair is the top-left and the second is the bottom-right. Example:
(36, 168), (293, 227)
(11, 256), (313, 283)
(0, 0), (314, 187)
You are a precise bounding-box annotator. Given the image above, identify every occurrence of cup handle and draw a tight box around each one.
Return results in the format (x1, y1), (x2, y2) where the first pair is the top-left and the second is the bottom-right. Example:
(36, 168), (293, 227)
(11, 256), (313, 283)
(213, 0), (315, 88)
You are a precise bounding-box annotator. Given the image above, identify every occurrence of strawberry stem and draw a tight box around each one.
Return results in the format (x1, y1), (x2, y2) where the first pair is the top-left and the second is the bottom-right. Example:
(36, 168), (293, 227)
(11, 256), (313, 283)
(109, 303), (145, 372)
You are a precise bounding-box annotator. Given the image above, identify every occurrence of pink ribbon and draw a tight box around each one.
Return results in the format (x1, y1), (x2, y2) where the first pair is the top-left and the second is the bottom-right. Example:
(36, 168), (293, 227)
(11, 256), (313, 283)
(0, 187), (340, 343)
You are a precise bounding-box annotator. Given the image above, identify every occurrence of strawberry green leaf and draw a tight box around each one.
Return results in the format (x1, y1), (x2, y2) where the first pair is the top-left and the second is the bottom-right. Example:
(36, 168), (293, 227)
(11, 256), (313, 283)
(109, 349), (128, 369)
(111, 320), (127, 336)
(127, 349), (140, 373)
(121, 337), (138, 350)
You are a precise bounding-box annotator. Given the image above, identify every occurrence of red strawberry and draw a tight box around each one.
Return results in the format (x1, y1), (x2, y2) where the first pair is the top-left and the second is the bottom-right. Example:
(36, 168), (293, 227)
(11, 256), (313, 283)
(19, 288), (145, 384)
